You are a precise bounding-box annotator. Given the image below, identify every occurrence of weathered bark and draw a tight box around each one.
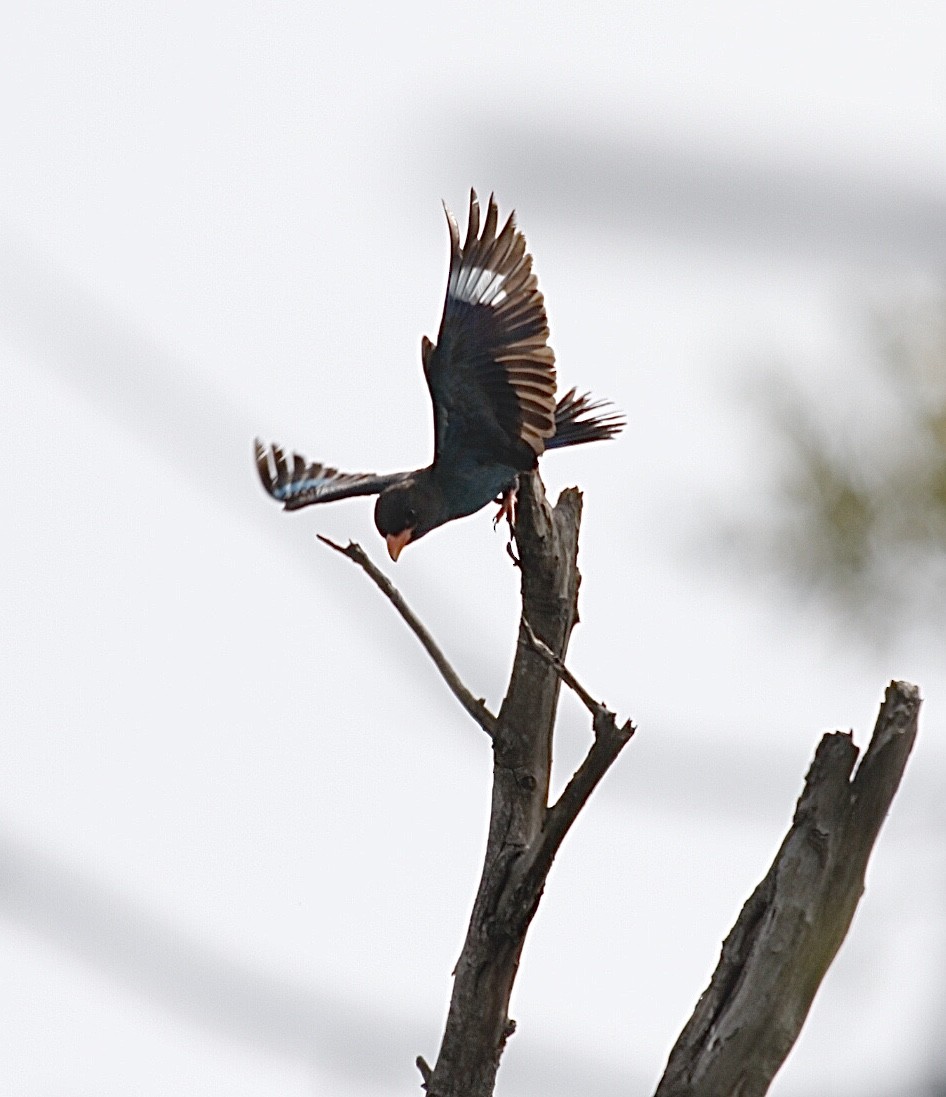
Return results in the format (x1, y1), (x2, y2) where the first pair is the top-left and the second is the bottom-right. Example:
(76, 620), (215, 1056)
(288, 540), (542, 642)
(653, 679), (921, 1097)
(318, 489), (918, 1097)
(426, 472), (633, 1097)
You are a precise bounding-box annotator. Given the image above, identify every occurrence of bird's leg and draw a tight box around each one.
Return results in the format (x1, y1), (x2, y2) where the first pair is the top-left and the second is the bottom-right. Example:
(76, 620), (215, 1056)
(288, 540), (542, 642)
(494, 484), (520, 566)
(493, 484), (517, 530)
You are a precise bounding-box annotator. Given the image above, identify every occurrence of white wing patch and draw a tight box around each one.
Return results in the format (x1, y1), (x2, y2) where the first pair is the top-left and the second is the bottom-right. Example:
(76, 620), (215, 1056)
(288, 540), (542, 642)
(273, 473), (331, 501)
(449, 264), (508, 307)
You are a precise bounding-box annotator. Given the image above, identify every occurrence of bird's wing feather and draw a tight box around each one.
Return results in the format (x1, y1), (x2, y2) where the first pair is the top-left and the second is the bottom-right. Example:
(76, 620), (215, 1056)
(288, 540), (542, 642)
(254, 441), (410, 511)
(423, 190), (556, 466)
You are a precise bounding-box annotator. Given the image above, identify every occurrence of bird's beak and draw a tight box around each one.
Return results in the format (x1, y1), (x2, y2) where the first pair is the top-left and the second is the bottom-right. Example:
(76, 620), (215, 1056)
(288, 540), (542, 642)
(386, 529), (414, 562)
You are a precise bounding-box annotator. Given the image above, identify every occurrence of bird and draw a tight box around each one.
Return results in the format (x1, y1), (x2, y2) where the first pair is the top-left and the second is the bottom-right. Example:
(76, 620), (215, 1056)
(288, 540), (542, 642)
(255, 190), (624, 561)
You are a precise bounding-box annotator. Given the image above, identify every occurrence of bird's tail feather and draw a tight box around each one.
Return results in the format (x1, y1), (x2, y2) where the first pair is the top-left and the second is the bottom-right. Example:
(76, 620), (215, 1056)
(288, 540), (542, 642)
(548, 388), (625, 449)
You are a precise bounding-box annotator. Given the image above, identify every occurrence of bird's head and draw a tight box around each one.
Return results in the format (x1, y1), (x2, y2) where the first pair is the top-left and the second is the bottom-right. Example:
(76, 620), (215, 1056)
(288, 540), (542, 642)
(374, 477), (440, 561)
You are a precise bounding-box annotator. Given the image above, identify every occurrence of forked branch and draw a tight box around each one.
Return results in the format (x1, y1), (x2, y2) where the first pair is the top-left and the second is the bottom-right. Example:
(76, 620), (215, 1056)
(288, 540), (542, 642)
(653, 679), (921, 1097)
(315, 483), (918, 1097)
(319, 474), (634, 1097)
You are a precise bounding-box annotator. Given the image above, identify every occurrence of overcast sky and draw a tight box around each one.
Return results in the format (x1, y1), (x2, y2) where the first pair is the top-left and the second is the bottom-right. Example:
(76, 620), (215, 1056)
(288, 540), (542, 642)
(2, 2), (945, 1094)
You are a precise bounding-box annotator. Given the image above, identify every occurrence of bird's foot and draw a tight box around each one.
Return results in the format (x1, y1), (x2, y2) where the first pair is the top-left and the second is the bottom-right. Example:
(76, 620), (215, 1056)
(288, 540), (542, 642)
(493, 486), (517, 530)
(494, 486), (520, 566)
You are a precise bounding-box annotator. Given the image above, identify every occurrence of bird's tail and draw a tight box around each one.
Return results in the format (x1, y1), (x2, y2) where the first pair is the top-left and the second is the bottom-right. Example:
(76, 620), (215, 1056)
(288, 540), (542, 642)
(548, 388), (625, 449)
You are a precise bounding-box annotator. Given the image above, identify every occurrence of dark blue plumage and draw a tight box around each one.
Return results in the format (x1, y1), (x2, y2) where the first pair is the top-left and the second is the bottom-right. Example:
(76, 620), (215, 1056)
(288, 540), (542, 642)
(255, 191), (624, 560)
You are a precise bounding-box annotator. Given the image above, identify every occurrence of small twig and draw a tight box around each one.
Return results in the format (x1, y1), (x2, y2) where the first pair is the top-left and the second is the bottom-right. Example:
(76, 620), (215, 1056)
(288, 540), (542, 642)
(416, 1055), (433, 1089)
(520, 617), (606, 718)
(501, 708), (635, 931)
(317, 536), (497, 738)
(495, 619), (635, 932)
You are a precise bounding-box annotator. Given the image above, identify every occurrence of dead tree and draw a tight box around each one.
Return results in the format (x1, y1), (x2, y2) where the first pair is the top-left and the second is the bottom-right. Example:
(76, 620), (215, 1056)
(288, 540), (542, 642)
(320, 471), (920, 1097)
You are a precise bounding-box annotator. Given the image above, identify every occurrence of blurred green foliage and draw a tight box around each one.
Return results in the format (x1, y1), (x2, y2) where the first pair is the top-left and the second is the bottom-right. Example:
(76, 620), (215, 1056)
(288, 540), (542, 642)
(746, 291), (946, 623)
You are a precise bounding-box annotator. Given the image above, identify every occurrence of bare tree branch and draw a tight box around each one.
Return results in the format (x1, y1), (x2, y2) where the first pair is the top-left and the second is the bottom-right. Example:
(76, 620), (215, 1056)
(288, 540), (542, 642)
(520, 616), (603, 716)
(653, 679), (922, 1097)
(509, 707), (635, 924)
(317, 480), (636, 1097)
(316, 535), (497, 737)
(425, 473), (635, 1097)
(510, 618), (635, 916)
(314, 488), (917, 1097)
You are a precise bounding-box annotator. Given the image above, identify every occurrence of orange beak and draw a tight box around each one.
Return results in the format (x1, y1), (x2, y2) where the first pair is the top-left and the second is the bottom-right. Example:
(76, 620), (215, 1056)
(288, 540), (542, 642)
(385, 529), (414, 562)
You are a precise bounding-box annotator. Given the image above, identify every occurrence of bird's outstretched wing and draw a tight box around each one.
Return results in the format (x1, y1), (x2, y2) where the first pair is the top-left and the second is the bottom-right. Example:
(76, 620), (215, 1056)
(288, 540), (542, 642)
(423, 190), (557, 466)
(254, 441), (410, 511)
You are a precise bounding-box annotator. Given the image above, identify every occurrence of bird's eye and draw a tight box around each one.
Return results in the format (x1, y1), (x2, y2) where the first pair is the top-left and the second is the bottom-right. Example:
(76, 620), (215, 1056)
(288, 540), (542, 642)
(405, 507), (418, 527)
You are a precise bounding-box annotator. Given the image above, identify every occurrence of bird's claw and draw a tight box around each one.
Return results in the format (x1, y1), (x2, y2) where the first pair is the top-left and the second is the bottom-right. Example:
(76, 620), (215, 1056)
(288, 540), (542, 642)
(493, 486), (519, 565)
(493, 486), (517, 530)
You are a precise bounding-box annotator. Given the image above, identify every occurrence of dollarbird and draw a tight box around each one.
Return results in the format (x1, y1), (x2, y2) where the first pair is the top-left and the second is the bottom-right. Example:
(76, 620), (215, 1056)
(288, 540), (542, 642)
(255, 190), (624, 560)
